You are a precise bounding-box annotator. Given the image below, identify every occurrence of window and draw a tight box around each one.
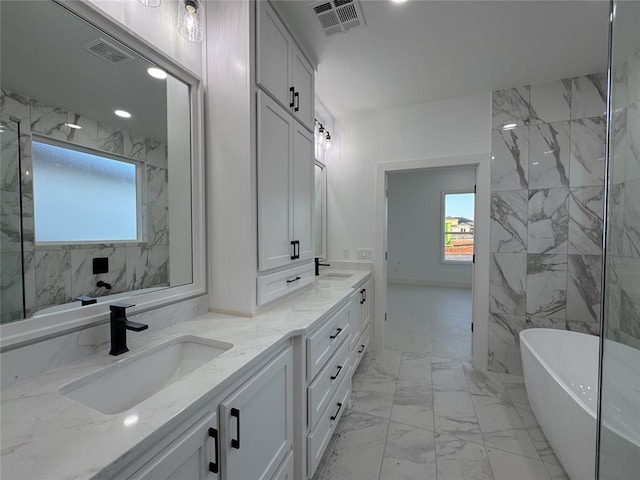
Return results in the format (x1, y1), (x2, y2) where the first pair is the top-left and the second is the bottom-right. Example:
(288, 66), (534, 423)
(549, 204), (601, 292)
(442, 192), (475, 262)
(32, 139), (139, 243)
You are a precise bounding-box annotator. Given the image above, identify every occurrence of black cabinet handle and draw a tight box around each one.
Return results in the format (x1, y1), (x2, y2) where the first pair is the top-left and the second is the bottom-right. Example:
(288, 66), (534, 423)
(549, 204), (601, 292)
(287, 276), (301, 283)
(289, 87), (295, 108)
(208, 427), (219, 473)
(329, 327), (342, 339)
(290, 240), (297, 260)
(363, 288), (366, 303)
(295, 240), (300, 259)
(360, 289), (365, 304)
(294, 91), (300, 112)
(230, 408), (240, 449)
(358, 344), (365, 353)
(330, 402), (343, 421)
(330, 365), (343, 380)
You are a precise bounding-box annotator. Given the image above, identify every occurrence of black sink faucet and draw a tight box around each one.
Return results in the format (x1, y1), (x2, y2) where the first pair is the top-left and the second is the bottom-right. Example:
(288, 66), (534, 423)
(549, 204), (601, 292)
(109, 303), (148, 356)
(315, 257), (331, 276)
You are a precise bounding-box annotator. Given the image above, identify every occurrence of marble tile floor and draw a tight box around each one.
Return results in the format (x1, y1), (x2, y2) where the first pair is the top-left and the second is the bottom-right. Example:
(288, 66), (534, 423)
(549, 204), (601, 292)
(313, 350), (569, 480)
(386, 284), (473, 361)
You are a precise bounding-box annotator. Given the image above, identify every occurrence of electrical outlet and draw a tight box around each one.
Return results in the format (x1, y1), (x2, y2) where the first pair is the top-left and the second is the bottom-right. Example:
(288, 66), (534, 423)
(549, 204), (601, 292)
(343, 248), (351, 259)
(357, 248), (372, 259)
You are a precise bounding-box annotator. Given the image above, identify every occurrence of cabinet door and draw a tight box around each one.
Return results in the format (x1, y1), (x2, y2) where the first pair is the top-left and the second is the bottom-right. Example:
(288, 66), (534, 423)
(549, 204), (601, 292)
(291, 49), (315, 131)
(360, 278), (373, 331)
(292, 121), (314, 262)
(258, 92), (294, 271)
(220, 347), (293, 480)
(256, 0), (292, 109)
(130, 411), (218, 480)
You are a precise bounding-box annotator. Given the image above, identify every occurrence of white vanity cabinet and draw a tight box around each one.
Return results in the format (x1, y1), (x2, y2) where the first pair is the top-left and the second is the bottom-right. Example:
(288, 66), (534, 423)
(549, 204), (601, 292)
(256, 0), (315, 131)
(349, 277), (374, 378)
(257, 91), (314, 272)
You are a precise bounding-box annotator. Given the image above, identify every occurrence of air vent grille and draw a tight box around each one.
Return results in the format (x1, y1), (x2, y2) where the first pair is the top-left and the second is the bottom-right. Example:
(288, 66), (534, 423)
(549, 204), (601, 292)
(310, 0), (366, 37)
(82, 38), (134, 66)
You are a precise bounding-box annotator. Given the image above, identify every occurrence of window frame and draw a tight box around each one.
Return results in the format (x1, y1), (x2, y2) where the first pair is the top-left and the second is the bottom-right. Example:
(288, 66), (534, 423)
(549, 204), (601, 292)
(441, 189), (475, 265)
(31, 134), (144, 245)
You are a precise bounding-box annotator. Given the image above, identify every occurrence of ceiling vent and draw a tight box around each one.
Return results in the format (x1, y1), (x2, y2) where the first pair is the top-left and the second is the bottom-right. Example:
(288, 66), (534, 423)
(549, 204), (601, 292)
(82, 38), (135, 66)
(311, 0), (366, 37)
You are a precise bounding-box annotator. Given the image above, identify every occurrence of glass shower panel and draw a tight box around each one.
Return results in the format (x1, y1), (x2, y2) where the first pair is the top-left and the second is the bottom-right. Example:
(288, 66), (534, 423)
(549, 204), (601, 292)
(0, 116), (25, 323)
(598, 1), (640, 478)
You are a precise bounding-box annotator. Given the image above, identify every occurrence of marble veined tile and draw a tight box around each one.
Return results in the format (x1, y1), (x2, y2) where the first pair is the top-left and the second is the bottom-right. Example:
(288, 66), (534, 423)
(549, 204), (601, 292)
(97, 122), (124, 155)
(146, 246), (169, 287)
(351, 387), (394, 420)
(567, 255), (602, 324)
(124, 131), (146, 160)
(70, 247), (102, 299)
(491, 128), (529, 191)
(398, 352), (432, 384)
(526, 254), (567, 320)
(431, 356), (468, 392)
(620, 257), (640, 340)
(492, 86), (531, 130)
(569, 117), (606, 187)
(66, 113), (98, 149)
(623, 177), (640, 257)
(530, 80), (571, 124)
(148, 205), (168, 246)
(462, 361), (509, 400)
(391, 380), (434, 431)
(568, 186), (604, 255)
(1, 252), (24, 322)
(1, 126), (20, 192)
(35, 248), (72, 308)
(491, 190), (528, 253)
(529, 122), (570, 189)
(544, 462), (570, 480)
(487, 448), (551, 480)
(435, 433), (494, 480)
(610, 109), (628, 185)
(626, 100), (640, 181)
(100, 246), (127, 294)
(126, 245), (149, 290)
(433, 390), (483, 445)
(1, 190), (22, 252)
(571, 73), (606, 120)
(528, 189), (569, 255)
(613, 59), (629, 111)
(513, 402), (559, 466)
(1, 88), (30, 124)
(146, 165), (167, 207)
(30, 99), (67, 140)
(487, 314), (526, 375)
(379, 421), (436, 480)
(145, 139), (167, 168)
(490, 253), (526, 315)
(629, 50), (640, 105)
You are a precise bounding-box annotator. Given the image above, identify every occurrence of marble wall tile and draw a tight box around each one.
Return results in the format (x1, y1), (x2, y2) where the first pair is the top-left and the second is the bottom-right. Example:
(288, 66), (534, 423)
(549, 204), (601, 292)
(1, 252), (24, 323)
(490, 253), (526, 315)
(35, 248), (72, 308)
(1, 88), (30, 124)
(145, 140), (167, 168)
(527, 189), (569, 254)
(99, 246), (128, 294)
(567, 254), (602, 324)
(530, 80), (571, 125)
(66, 113), (98, 149)
(529, 122), (570, 189)
(568, 187), (604, 255)
(604, 257), (622, 333)
(1, 121), (20, 192)
(620, 257), (640, 340)
(97, 122), (124, 155)
(488, 313), (527, 375)
(526, 254), (567, 320)
(491, 128), (529, 191)
(124, 131), (146, 160)
(610, 109), (627, 185)
(70, 247), (102, 299)
(30, 100), (67, 140)
(569, 116), (606, 187)
(570, 73), (607, 120)
(146, 166), (168, 206)
(126, 245), (149, 290)
(490, 190), (528, 253)
(626, 100), (640, 181)
(148, 205), (168, 246)
(23, 249), (36, 318)
(628, 50), (640, 105)
(612, 59), (628, 111)
(147, 246), (169, 286)
(492, 86), (531, 130)
(1, 190), (22, 252)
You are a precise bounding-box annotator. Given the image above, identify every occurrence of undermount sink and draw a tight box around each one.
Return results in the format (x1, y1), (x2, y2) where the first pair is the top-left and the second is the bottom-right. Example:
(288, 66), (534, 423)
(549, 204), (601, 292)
(60, 336), (233, 415)
(322, 273), (353, 279)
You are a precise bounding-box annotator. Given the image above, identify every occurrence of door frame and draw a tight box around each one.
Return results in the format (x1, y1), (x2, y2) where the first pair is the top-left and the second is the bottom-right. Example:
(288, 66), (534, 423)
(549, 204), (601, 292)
(374, 153), (490, 370)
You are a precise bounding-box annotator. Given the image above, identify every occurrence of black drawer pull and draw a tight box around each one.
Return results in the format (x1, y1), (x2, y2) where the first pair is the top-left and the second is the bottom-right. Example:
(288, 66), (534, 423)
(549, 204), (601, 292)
(290, 240), (297, 260)
(330, 402), (343, 421)
(289, 87), (295, 108)
(294, 91), (300, 112)
(287, 276), (301, 283)
(330, 365), (343, 380)
(358, 344), (365, 353)
(329, 327), (342, 339)
(363, 288), (366, 303)
(360, 289), (365, 304)
(208, 427), (218, 473)
(231, 408), (240, 449)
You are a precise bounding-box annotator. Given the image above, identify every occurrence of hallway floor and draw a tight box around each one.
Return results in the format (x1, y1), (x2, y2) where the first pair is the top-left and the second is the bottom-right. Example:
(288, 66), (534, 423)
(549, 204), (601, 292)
(385, 284), (472, 361)
(312, 350), (569, 480)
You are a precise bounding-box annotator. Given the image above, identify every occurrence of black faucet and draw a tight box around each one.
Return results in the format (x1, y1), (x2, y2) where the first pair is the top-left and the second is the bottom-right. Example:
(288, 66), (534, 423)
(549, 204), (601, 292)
(97, 280), (112, 290)
(74, 296), (97, 306)
(109, 303), (148, 356)
(315, 257), (331, 276)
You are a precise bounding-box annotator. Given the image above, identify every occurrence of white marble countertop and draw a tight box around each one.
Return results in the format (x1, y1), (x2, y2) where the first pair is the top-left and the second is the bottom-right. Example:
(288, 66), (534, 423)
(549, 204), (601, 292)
(0, 269), (371, 480)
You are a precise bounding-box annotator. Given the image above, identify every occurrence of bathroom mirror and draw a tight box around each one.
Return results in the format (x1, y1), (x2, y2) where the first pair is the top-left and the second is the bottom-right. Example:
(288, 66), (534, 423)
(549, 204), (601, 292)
(314, 161), (327, 259)
(0, 0), (200, 326)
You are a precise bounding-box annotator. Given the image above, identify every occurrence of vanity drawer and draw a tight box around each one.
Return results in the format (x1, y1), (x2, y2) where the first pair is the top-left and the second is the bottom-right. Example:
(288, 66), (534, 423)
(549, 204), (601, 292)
(308, 333), (351, 431)
(307, 375), (350, 478)
(257, 263), (314, 306)
(348, 290), (362, 351)
(350, 323), (371, 378)
(306, 302), (352, 381)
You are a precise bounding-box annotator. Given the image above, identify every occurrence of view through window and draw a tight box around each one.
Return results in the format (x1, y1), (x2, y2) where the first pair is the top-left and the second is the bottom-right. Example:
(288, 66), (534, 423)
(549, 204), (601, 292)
(443, 192), (475, 262)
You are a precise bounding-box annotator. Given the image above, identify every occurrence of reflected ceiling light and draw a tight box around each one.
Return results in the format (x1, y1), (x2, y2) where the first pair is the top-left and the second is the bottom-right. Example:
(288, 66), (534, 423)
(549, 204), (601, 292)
(114, 109), (132, 118)
(391, 0), (409, 3)
(123, 414), (139, 427)
(137, 0), (161, 7)
(147, 67), (168, 79)
(502, 123), (517, 130)
(65, 123), (82, 130)
(178, 0), (203, 43)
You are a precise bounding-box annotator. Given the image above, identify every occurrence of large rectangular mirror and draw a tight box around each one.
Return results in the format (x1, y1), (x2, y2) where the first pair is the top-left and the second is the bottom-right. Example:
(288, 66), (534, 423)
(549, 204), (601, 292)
(0, 0), (196, 324)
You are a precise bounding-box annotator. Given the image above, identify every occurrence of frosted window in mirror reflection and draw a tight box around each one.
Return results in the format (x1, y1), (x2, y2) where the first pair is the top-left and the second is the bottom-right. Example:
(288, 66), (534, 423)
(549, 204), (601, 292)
(33, 140), (138, 242)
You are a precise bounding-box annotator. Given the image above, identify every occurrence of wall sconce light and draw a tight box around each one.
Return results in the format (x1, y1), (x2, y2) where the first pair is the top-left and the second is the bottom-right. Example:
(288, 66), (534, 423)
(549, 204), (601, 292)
(178, 0), (203, 43)
(138, 0), (161, 6)
(314, 119), (332, 152)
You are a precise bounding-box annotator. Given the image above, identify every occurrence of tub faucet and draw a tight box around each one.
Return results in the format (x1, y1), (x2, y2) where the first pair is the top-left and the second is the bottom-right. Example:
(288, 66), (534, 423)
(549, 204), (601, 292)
(109, 303), (148, 356)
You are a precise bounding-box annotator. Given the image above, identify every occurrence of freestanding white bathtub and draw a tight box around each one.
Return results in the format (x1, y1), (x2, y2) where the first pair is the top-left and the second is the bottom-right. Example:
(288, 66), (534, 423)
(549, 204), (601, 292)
(521, 329), (640, 480)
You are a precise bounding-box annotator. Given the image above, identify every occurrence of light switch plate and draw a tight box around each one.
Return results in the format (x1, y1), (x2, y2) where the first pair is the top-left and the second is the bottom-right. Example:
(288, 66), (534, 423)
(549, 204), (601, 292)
(357, 248), (372, 259)
(343, 248), (351, 259)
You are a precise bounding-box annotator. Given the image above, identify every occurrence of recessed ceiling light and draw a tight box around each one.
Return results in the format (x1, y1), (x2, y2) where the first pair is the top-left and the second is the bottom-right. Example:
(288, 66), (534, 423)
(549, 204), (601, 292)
(502, 123), (517, 130)
(147, 67), (167, 79)
(391, 0), (408, 3)
(115, 109), (132, 118)
(65, 123), (82, 130)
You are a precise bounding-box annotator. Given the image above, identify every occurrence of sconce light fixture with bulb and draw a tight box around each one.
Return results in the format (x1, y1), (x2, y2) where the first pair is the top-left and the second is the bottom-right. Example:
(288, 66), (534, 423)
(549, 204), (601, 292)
(314, 119), (332, 152)
(137, 0), (161, 7)
(178, 0), (203, 43)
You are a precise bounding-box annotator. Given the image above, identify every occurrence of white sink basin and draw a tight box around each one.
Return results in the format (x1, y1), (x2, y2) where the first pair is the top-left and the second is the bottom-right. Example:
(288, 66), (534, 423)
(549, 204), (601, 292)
(60, 336), (233, 414)
(322, 273), (353, 279)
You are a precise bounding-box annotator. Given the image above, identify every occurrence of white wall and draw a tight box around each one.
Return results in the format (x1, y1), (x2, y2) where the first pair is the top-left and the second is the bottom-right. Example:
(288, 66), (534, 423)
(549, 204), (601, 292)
(328, 92), (491, 262)
(387, 167), (476, 287)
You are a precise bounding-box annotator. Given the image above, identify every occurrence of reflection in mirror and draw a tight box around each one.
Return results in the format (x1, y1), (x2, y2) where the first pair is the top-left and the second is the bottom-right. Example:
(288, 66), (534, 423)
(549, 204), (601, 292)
(314, 161), (326, 259)
(0, 1), (193, 323)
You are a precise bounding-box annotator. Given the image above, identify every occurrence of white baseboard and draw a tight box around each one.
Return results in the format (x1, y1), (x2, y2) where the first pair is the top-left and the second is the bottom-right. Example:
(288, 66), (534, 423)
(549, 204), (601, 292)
(387, 277), (472, 289)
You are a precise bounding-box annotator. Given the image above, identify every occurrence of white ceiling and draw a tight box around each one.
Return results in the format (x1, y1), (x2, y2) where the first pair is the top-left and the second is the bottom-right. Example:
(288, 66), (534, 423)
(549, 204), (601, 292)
(274, 0), (609, 119)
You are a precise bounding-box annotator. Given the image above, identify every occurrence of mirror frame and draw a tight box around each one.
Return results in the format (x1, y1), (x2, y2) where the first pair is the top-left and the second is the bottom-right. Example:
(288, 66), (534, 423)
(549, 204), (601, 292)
(0, 0), (206, 350)
(315, 160), (327, 260)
